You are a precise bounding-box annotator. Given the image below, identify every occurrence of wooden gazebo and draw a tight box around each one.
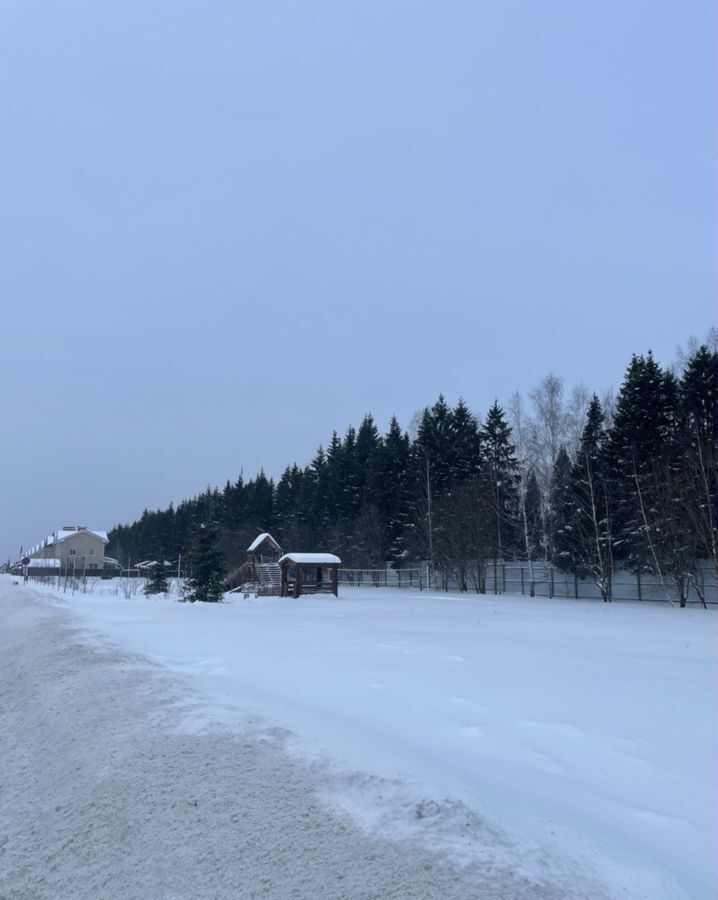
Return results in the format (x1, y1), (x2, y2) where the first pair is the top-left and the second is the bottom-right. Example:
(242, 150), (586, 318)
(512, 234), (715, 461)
(223, 532), (282, 593)
(278, 553), (342, 598)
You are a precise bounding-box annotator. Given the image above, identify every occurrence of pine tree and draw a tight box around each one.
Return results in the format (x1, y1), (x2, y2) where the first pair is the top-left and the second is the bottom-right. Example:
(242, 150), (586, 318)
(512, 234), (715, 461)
(523, 470), (543, 561)
(144, 559), (170, 595)
(183, 522), (226, 603)
(449, 399), (482, 484)
(275, 464), (305, 549)
(550, 445), (576, 571)
(609, 352), (679, 579)
(679, 344), (718, 592)
(308, 447), (330, 546)
(243, 471), (274, 535)
(377, 416), (412, 562)
(415, 395), (454, 497)
(355, 414), (382, 505)
(480, 401), (520, 584)
(325, 431), (346, 525)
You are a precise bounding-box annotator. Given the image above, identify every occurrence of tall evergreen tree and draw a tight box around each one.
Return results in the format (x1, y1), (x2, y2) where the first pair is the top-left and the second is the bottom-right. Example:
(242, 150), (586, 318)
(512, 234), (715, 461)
(415, 395), (454, 497)
(550, 445), (576, 571)
(609, 352), (679, 578)
(325, 431), (346, 525)
(477, 402), (520, 592)
(377, 417), (413, 562)
(308, 447), (330, 546)
(183, 522), (226, 603)
(275, 464), (304, 549)
(449, 398), (482, 484)
(523, 470), (543, 562)
(355, 414), (382, 505)
(679, 344), (718, 586)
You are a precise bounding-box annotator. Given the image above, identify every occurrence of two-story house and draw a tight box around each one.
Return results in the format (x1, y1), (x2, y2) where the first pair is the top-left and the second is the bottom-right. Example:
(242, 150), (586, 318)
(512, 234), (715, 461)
(29, 526), (109, 572)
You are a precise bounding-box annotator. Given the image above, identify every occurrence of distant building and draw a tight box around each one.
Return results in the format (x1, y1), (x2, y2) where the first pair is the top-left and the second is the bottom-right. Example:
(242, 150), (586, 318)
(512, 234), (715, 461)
(134, 559), (173, 572)
(104, 556), (122, 573)
(28, 525), (109, 573)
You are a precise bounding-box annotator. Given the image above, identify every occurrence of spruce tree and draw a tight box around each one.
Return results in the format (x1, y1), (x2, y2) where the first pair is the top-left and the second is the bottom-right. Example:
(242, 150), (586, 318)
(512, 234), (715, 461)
(355, 414), (382, 504)
(378, 417), (412, 562)
(449, 399), (482, 484)
(325, 431), (346, 525)
(144, 559), (170, 595)
(340, 425), (360, 521)
(415, 395), (454, 497)
(679, 345), (718, 589)
(523, 470), (543, 561)
(183, 522), (226, 603)
(609, 352), (679, 575)
(308, 447), (330, 546)
(551, 445), (577, 571)
(275, 464), (305, 549)
(480, 402), (520, 571)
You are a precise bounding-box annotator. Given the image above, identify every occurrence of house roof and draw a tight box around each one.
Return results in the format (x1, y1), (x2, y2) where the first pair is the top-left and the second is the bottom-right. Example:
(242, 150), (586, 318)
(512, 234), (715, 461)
(278, 553), (342, 565)
(46, 529), (109, 545)
(247, 532), (281, 553)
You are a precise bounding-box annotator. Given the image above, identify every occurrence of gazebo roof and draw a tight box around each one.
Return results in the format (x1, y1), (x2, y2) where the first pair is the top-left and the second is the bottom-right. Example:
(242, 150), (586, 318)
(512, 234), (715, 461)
(278, 553), (341, 565)
(247, 532), (281, 553)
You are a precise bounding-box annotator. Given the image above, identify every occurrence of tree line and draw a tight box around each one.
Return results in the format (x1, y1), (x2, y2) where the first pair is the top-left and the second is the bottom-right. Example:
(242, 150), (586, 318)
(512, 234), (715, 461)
(108, 337), (716, 606)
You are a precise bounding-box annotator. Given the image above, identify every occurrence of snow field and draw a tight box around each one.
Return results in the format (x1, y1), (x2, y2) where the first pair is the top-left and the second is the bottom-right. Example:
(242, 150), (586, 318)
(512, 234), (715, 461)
(1, 589), (509, 900)
(8, 576), (717, 899)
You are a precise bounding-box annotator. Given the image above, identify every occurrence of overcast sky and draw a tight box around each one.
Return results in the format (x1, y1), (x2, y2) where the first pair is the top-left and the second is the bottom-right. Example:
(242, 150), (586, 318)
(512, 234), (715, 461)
(1, 1), (714, 561)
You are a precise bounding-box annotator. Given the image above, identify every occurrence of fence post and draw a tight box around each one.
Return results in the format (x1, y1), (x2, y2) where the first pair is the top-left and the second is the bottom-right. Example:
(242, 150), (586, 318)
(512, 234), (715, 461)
(549, 567), (554, 599)
(636, 570), (642, 601)
(520, 567), (524, 595)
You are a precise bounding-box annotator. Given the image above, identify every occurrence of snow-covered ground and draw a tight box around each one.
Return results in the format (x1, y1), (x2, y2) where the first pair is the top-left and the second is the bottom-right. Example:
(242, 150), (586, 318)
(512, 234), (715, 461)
(4, 576), (716, 899)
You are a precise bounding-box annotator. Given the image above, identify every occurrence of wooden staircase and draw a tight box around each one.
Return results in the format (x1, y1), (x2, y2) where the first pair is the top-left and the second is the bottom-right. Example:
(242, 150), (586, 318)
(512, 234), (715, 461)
(257, 563), (281, 596)
(223, 561), (282, 596)
(223, 561), (255, 593)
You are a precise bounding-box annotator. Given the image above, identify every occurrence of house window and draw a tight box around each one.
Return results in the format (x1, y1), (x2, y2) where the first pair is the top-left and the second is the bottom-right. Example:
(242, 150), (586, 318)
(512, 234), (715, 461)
(89, 548), (96, 556)
(69, 549), (77, 556)
(88, 562), (98, 570)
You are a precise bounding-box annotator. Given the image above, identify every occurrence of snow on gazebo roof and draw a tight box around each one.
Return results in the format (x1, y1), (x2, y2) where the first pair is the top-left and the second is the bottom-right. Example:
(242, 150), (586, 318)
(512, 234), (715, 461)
(247, 532), (281, 553)
(278, 553), (342, 566)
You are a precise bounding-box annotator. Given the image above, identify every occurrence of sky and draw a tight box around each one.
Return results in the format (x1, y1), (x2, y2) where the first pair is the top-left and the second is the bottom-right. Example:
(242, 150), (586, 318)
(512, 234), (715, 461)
(0, 0), (715, 561)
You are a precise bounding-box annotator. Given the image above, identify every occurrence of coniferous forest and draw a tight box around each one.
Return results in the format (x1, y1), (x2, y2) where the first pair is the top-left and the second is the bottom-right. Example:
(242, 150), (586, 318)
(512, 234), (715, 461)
(108, 340), (717, 606)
